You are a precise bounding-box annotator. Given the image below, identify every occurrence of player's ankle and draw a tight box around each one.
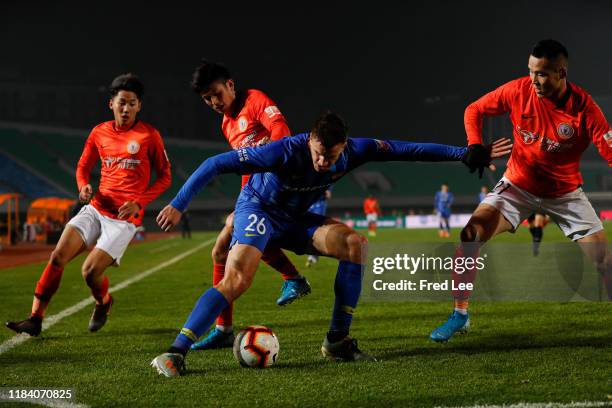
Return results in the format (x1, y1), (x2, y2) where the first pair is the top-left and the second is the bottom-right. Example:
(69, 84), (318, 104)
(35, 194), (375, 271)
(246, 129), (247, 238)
(216, 325), (233, 333)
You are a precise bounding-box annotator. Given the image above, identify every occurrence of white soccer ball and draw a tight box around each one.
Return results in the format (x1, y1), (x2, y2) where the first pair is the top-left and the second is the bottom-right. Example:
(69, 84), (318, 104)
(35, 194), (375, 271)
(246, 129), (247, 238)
(233, 325), (279, 368)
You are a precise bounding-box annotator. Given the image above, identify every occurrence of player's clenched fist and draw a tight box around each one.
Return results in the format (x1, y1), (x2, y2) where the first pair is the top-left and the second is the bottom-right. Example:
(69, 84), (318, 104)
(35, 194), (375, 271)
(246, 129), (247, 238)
(79, 184), (93, 204)
(157, 205), (182, 232)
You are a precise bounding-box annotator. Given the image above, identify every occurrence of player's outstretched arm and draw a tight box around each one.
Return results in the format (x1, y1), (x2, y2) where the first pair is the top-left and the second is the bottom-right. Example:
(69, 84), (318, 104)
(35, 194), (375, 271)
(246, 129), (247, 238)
(158, 140), (290, 230)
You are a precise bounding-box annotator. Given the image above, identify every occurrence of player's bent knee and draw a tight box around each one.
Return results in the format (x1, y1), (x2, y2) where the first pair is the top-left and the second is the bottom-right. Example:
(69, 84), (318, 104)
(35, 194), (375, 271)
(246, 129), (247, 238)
(49, 249), (70, 268)
(211, 242), (229, 264)
(346, 232), (368, 264)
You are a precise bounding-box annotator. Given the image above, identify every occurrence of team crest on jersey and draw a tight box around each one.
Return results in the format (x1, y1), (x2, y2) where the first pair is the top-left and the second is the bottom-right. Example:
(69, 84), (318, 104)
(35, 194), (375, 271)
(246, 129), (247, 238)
(127, 140), (140, 154)
(557, 123), (574, 140)
(264, 106), (281, 118)
(374, 139), (391, 151)
(238, 117), (248, 132)
(604, 130), (612, 147)
(515, 125), (539, 145)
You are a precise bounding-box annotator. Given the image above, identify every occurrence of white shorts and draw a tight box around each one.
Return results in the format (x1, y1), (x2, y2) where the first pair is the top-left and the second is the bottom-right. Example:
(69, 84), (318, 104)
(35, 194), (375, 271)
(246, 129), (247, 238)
(366, 213), (378, 223)
(67, 205), (137, 265)
(481, 176), (603, 241)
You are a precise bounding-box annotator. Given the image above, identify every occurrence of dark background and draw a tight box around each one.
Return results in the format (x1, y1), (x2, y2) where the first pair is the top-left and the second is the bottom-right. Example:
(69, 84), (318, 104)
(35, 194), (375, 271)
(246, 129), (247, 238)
(1, 1), (612, 143)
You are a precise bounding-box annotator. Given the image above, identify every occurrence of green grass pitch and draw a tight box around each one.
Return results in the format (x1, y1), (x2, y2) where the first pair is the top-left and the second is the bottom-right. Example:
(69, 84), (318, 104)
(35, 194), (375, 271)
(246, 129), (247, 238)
(0, 225), (610, 407)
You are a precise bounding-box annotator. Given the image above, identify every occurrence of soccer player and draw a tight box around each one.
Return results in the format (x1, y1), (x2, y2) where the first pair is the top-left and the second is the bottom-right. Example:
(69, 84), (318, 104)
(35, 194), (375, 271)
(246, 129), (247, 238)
(363, 194), (380, 237)
(150, 112), (511, 376)
(430, 39), (612, 343)
(478, 185), (489, 203)
(5, 74), (172, 336)
(527, 212), (550, 256)
(188, 61), (311, 351)
(305, 187), (333, 267)
(434, 183), (454, 238)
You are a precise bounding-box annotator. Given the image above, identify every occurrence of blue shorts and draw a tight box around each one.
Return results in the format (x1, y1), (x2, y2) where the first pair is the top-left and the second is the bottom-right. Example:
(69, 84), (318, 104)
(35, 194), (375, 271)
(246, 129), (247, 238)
(308, 199), (328, 216)
(230, 200), (328, 255)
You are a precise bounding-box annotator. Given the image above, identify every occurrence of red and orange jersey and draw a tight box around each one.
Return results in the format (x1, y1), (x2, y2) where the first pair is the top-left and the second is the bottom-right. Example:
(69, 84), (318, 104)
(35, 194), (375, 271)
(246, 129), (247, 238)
(221, 89), (290, 187)
(76, 120), (172, 224)
(363, 197), (380, 215)
(465, 76), (612, 198)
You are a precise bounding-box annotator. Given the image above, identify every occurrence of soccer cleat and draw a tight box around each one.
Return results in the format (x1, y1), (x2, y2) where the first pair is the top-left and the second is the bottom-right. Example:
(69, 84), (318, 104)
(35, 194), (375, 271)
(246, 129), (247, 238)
(151, 353), (185, 377)
(88, 295), (113, 332)
(5, 316), (42, 337)
(190, 328), (235, 351)
(321, 335), (377, 362)
(276, 276), (312, 306)
(305, 255), (318, 268)
(429, 310), (470, 342)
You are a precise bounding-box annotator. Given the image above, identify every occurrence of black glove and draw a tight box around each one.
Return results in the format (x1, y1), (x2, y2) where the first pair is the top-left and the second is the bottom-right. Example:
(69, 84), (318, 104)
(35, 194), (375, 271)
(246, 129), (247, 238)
(461, 144), (490, 178)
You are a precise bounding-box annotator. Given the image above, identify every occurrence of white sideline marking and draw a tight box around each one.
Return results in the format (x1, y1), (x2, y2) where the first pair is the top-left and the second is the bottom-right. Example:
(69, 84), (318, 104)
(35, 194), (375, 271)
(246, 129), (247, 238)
(0, 238), (214, 355)
(437, 401), (611, 408)
(148, 242), (181, 253)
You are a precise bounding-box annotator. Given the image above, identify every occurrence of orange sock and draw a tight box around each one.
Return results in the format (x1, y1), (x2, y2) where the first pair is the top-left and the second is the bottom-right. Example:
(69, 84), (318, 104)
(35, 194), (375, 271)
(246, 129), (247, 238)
(213, 262), (233, 328)
(32, 262), (64, 318)
(452, 244), (478, 314)
(261, 247), (299, 280)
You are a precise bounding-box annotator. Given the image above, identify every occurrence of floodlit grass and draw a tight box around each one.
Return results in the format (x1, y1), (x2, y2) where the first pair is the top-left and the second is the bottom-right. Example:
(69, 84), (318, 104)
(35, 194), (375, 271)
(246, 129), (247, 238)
(0, 227), (610, 407)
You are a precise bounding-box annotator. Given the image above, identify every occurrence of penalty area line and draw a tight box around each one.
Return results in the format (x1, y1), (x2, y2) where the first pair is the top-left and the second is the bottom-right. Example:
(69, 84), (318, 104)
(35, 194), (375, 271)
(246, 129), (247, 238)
(0, 237), (215, 355)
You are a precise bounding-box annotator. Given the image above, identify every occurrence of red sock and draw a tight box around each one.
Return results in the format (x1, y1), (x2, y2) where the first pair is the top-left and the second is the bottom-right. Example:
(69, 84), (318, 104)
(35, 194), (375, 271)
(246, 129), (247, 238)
(33, 263), (64, 317)
(89, 276), (110, 305)
(214, 262), (233, 327)
(261, 247), (299, 280)
(451, 244), (479, 309)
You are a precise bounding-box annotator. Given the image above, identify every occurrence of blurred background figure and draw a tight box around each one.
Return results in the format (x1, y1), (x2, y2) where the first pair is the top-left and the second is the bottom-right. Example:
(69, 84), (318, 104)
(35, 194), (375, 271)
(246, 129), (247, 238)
(478, 185), (489, 203)
(434, 183), (454, 238)
(181, 211), (192, 239)
(363, 194), (381, 237)
(527, 212), (550, 256)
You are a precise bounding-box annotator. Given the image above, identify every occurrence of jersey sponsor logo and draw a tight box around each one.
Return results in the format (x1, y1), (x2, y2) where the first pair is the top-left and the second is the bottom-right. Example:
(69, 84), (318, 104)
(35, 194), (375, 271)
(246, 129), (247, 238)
(102, 157), (141, 169)
(238, 117), (248, 132)
(237, 148), (250, 162)
(374, 139), (391, 151)
(557, 123), (575, 140)
(281, 182), (332, 192)
(603, 130), (612, 147)
(127, 140), (141, 154)
(264, 106), (281, 118)
(103, 157), (116, 168)
(515, 125), (539, 145)
(238, 132), (259, 148)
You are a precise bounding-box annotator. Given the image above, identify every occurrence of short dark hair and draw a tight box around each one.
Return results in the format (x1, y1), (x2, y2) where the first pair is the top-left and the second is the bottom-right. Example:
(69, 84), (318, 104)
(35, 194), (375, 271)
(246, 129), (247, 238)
(312, 111), (349, 148)
(191, 60), (231, 94)
(110, 73), (144, 99)
(531, 39), (568, 61)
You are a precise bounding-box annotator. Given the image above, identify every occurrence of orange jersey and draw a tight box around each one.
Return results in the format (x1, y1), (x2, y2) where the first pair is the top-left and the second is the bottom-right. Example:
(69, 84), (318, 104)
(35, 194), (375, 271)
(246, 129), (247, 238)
(465, 77), (612, 198)
(363, 198), (379, 215)
(221, 89), (291, 187)
(76, 120), (172, 224)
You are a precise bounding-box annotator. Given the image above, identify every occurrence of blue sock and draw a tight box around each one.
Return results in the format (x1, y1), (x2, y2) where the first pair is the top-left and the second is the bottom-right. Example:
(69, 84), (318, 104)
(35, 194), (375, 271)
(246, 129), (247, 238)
(170, 287), (229, 355)
(330, 261), (364, 334)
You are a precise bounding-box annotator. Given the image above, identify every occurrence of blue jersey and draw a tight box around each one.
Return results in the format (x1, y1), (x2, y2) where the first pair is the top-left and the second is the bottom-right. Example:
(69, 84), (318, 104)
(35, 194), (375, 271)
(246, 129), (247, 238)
(434, 191), (454, 216)
(308, 187), (332, 216)
(171, 133), (466, 219)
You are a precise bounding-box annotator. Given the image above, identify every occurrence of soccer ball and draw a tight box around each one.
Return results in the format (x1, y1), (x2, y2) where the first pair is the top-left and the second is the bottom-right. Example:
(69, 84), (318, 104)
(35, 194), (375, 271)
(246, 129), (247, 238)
(233, 325), (279, 368)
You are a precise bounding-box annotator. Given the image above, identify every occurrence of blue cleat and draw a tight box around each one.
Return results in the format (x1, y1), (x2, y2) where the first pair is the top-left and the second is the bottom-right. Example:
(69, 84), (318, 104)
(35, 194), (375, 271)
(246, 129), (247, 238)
(190, 328), (235, 351)
(276, 276), (312, 306)
(430, 311), (470, 342)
